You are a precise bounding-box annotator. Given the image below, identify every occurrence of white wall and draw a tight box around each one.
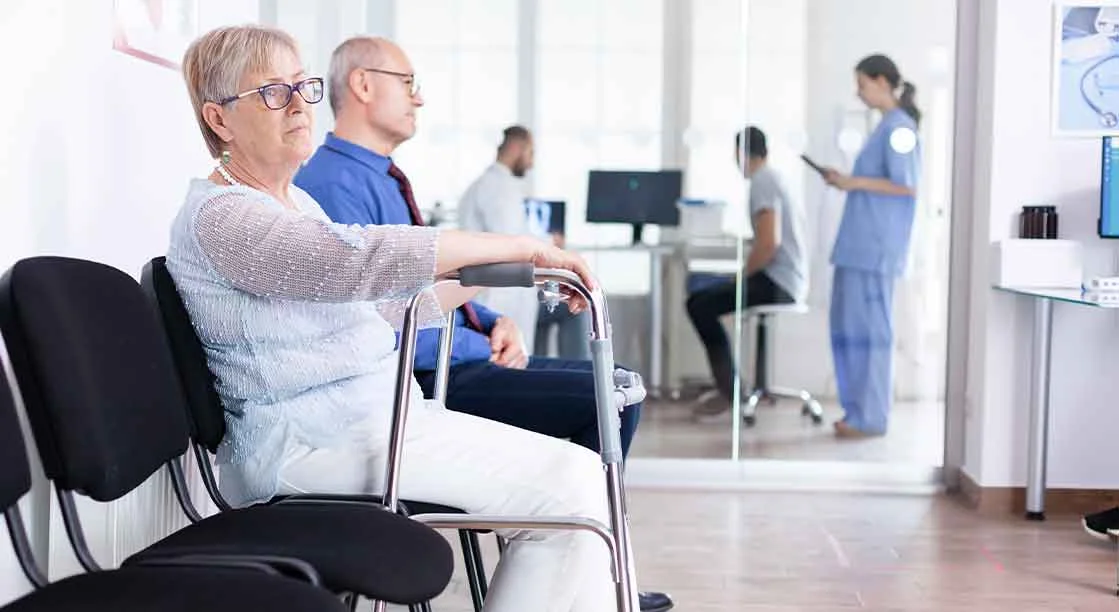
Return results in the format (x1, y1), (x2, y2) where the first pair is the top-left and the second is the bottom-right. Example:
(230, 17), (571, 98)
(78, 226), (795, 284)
(0, 0), (254, 603)
(963, 0), (1119, 488)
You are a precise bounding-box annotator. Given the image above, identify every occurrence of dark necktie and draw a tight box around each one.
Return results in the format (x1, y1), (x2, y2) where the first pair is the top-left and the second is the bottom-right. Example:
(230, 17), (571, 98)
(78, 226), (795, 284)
(387, 162), (487, 334)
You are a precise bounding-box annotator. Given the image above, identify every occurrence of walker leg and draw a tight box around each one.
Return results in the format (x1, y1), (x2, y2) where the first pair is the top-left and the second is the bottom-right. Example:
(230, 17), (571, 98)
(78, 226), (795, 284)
(591, 338), (637, 612)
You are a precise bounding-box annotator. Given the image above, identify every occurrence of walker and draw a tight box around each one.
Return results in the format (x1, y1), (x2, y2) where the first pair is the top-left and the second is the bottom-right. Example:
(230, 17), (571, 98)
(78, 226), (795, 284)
(376, 263), (641, 612)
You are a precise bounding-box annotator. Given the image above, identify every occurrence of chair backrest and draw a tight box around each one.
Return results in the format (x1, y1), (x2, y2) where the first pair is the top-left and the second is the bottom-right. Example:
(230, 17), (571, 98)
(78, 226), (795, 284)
(0, 257), (191, 502)
(141, 257), (226, 452)
(0, 346), (31, 512)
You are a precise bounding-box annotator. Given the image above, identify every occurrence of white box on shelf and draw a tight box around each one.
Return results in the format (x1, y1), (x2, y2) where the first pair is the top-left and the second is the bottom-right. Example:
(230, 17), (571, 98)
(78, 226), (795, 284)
(678, 200), (727, 239)
(991, 239), (1083, 288)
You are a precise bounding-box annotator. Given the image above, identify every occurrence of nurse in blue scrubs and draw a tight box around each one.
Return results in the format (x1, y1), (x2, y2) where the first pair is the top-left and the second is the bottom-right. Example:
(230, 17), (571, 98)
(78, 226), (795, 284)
(822, 54), (921, 438)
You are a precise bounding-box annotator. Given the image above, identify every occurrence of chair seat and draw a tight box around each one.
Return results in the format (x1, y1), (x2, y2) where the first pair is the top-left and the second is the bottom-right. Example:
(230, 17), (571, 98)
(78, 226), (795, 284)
(744, 302), (808, 317)
(123, 503), (452, 604)
(2, 566), (346, 612)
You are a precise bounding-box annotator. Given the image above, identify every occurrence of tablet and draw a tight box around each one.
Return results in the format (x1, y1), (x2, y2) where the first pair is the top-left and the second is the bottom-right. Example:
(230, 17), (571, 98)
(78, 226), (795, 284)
(800, 154), (827, 177)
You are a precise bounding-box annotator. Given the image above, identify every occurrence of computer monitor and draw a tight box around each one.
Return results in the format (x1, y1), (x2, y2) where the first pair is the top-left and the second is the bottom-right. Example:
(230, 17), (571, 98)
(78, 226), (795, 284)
(1101, 137), (1119, 238)
(525, 199), (565, 237)
(586, 170), (684, 244)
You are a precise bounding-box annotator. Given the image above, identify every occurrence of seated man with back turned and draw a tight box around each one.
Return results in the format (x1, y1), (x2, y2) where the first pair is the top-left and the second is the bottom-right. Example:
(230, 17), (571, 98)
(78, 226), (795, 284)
(293, 35), (672, 612)
(688, 126), (808, 418)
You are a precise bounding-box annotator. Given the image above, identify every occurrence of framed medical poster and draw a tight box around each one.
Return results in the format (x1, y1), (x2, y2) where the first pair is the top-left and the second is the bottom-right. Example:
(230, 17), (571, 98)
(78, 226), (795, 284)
(112, 0), (199, 70)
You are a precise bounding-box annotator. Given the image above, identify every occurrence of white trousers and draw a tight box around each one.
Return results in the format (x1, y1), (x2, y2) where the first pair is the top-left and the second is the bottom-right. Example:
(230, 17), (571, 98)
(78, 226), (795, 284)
(276, 401), (622, 612)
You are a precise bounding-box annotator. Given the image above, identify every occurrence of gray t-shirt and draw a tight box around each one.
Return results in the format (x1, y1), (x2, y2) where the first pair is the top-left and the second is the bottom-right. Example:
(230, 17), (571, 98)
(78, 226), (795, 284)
(749, 165), (808, 302)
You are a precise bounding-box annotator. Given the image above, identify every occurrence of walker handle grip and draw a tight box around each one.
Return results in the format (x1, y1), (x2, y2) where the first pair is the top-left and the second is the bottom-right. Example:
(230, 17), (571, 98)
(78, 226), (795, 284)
(457, 263), (536, 288)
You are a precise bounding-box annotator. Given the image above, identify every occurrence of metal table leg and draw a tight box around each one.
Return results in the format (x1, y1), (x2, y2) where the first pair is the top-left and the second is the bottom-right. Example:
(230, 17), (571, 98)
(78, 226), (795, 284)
(648, 249), (663, 398)
(1025, 296), (1053, 521)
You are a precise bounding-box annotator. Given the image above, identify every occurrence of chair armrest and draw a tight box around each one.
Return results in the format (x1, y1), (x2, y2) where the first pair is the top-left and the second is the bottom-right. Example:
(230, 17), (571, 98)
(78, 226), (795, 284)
(131, 553), (323, 587)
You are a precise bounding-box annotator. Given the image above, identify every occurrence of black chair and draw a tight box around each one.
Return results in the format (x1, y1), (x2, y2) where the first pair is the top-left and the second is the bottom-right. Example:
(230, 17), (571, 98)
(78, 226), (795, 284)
(0, 256), (454, 609)
(0, 330), (349, 610)
(141, 256), (492, 612)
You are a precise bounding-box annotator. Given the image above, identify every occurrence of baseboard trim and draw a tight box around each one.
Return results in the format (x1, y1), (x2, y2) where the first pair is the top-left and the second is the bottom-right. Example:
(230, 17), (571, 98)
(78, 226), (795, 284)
(625, 457), (943, 495)
(956, 471), (1119, 517)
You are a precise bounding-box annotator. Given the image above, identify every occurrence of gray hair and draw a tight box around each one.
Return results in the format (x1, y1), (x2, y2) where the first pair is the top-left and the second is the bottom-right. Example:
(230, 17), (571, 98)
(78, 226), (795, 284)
(328, 37), (385, 115)
(182, 25), (301, 157)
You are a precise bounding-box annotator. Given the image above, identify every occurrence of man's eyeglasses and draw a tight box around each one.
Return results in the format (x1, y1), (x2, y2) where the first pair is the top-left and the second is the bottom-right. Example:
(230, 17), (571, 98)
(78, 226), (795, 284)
(218, 77), (324, 110)
(362, 68), (421, 97)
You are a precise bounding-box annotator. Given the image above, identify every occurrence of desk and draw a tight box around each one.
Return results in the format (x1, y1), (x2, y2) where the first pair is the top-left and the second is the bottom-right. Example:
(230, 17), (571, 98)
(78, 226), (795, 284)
(570, 244), (675, 395)
(571, 239), (749, 396)
(992, 285), (1119, 520)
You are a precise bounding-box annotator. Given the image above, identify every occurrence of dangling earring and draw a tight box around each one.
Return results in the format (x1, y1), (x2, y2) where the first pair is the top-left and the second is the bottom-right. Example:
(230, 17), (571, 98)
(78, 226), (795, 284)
(220, 150), (232, 165)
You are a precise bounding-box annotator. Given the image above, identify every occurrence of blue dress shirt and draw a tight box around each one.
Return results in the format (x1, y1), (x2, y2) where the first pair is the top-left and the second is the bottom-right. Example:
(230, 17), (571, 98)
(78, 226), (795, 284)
(295, 132), (501, 371)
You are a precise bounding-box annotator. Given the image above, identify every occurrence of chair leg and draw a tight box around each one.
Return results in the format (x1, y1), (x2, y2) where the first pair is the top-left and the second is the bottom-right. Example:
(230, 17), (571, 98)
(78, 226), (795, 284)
(754, 314), (767, 391)
(467, 531), (488, 599)
(344, 593), (360, 611)
(495, 533), (506, 557)
(410, 604), (433, 612)
(459, 530), (487, 612)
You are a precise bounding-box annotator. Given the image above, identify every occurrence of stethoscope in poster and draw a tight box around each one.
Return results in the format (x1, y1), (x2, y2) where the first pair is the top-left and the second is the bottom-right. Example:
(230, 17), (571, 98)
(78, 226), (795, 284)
(1053, 3), (1119, 136)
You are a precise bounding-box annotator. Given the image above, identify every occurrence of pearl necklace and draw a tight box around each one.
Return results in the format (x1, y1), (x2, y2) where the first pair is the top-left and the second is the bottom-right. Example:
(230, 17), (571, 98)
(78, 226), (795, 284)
(215, 163), (240, 186)
(215, 162), (301, 212)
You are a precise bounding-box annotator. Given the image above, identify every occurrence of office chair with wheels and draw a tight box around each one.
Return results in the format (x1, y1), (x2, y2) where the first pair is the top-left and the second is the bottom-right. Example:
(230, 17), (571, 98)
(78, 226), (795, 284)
(0, 256), (454, 611)
(740, 302), (824, 427)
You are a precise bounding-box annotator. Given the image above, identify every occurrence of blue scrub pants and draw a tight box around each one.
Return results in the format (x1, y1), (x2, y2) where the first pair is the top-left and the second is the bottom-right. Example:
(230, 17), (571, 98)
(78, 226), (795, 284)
(829, 266), (896, 434)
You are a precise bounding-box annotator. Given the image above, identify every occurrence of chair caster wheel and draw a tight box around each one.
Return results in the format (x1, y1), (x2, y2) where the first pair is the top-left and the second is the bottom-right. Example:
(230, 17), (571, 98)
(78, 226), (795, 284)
(803, 401), (823, 425)
(743, 414), (756, 427)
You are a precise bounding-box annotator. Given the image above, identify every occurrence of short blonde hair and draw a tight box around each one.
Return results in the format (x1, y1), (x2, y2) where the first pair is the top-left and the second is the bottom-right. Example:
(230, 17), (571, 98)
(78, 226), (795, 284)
(182, 25), (300, 158)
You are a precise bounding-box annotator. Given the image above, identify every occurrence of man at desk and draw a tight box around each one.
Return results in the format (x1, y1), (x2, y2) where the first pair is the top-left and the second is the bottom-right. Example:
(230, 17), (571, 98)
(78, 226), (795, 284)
(457, 125), (540, 354)
(689, 126), (808, 418)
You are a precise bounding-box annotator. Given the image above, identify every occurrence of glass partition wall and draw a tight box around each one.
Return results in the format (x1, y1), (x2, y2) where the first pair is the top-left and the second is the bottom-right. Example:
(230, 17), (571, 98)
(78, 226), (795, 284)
(387, 0), (955, 472)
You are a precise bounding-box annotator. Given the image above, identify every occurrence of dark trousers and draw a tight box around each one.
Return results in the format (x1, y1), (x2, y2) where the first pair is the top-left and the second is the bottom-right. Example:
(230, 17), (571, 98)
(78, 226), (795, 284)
(685, 273), (793, 401)
(415, 357), (641, 457)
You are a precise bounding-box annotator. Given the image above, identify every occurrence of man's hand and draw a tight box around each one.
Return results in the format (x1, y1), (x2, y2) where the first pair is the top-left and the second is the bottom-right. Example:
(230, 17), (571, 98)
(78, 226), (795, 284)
(489, 316), (528, 369)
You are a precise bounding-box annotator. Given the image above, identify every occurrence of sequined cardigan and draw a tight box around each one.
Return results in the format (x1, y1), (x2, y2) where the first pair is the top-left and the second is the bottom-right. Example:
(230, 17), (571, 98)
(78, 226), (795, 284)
(166, 179), (444, 504)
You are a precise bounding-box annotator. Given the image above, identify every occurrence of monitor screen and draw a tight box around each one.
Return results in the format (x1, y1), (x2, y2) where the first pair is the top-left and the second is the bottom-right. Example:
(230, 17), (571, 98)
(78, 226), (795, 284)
(525, 199), (565, 236)
(1102, 137), (1119, 238)
(585, 170), (683, 227)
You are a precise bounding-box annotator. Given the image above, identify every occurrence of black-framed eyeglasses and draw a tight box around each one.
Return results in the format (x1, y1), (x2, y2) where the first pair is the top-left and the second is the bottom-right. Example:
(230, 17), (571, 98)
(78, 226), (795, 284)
(362, 68), (421, 97)
(218, 77), (325, 110)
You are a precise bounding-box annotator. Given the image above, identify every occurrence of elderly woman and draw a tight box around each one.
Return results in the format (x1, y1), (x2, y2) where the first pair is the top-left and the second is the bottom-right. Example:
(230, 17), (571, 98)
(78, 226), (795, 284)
(167, 25), (618, 611)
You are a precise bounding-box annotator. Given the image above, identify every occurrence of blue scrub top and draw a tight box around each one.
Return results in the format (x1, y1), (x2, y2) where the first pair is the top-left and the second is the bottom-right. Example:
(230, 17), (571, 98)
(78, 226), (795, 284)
(830, 108), (921, 277)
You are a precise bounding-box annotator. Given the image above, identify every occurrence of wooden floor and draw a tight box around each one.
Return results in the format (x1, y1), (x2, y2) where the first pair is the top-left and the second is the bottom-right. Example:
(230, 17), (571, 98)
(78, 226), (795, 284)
(630, 397), (945, 465)
(409, 490), (1117, 611)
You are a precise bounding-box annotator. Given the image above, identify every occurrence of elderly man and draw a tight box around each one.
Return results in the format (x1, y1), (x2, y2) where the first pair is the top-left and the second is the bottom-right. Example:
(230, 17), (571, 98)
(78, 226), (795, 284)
(294, 36), (672, 612)
(456, 125), (540, 354)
